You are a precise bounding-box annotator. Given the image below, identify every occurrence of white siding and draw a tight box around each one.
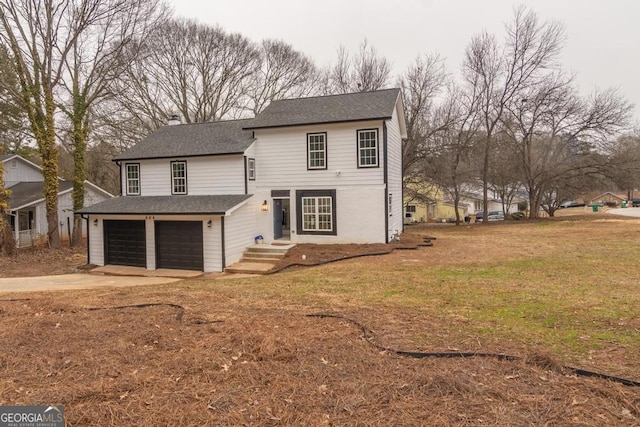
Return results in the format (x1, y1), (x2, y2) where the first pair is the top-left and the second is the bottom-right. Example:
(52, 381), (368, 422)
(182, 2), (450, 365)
(244, 142), (257, 196)
(145, 218), (155, 269)
(127, 155), (246, 196)
(3, 158), (43, 188)
(35, 203), (47, 236)
(386, 104), (404, 239)
(203, 216), (222, 272)
(89, 217), (104, 266)
(57, 185), (111, 241)
(223, 201), (256, 266)
(254, 186), (385, 244)
(254, 121), (384, 188)
(252, 120), (393, 244)
(57, 191), (74, 242)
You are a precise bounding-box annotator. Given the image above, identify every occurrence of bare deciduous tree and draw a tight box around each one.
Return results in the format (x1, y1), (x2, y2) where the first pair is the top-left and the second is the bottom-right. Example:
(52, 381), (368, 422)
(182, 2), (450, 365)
(0, 43), (27, 153)
(463, 6), (564, 222)
(0, 0), (113, 248)
(502, 70), (632, 217)
(327, 40), (392, 94)
(58, 0), (165, 246)
(246, 39), (319, 115)
(112, 18), (260, 130)
(420, 84), (482, 224)
(398, 53), (447, 178)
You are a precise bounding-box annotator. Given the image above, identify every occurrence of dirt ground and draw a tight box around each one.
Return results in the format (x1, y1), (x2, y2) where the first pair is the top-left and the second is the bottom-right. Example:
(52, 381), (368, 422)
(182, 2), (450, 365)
(0, 290), (637, 426)
(0, 219), (638, 425)
(0, 246), (89, 278)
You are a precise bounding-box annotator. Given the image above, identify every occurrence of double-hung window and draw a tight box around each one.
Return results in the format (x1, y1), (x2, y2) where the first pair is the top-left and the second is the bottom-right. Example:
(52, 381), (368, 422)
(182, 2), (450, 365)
(248, 158), (256, 181)
(357, 129), (379, 168)
(125, 163), (140, 195)
(307, 132), (327, 170)
(296, 190), (336, 235)
(171, 161), (187, 195)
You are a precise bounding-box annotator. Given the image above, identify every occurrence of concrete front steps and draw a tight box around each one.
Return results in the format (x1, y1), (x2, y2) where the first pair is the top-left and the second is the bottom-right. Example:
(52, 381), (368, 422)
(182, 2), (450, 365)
(224, 242), (295, 274)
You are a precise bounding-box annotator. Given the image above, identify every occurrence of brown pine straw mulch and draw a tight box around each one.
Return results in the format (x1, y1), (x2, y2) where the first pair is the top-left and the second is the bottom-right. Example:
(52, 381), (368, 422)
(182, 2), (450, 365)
(270, 232), (432, 272)
(0, 294), (638, 426)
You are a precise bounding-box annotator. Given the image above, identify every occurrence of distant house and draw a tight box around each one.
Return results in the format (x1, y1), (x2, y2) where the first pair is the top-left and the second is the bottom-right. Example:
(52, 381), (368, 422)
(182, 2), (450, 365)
(590, 192), (626, 206)
(1, 154), (112, 247)
(403, 183), (468, 222)
(78, 89), (407, 272)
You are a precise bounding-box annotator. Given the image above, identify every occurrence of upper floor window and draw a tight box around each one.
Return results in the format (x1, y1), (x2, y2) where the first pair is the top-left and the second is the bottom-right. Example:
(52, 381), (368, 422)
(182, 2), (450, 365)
(248, 158), (256, 181)
(125, 163), (140, 195)
(307, 132), (327, 170)
(357, 129), (379, 168)
(406, 205), (417, 213)
(171, 161), (187, 195)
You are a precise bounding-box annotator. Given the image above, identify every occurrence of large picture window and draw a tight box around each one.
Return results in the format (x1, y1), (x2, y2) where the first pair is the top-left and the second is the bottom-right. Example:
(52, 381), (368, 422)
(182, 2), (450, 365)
(357, 129), (379, 168)
(307, 132), (327, 170)
(171, 161), (187, 195)
(296, 190), (337, 236)
(125, 163), (140, 195)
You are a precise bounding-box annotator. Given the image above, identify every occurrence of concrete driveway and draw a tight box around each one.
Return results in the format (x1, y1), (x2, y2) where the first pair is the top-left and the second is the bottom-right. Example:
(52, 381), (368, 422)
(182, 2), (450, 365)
(0, 274), (181, 294)
(607, 207), (640, 218)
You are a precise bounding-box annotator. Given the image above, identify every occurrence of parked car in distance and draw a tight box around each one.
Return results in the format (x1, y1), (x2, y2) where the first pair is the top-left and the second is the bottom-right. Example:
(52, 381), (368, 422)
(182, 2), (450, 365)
(475, 210), (505, 221)
(632, 199), (640, 207)
(559, 201), (586, 209)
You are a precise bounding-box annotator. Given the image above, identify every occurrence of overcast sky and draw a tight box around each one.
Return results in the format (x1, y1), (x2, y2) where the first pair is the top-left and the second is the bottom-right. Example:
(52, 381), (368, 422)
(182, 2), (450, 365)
(169, 0), (640, 126)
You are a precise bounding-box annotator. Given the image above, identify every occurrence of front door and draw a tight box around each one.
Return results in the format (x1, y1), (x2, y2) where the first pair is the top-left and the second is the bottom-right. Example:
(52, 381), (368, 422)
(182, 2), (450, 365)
(273, 199), (283, 239)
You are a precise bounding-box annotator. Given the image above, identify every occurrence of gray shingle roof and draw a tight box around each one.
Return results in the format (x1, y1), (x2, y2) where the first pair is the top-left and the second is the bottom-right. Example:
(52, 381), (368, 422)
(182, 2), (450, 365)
(114, 119), (255, 161)
(0, 154), (13, 161)
(76, 194), (252, 215)
(8, 181), (73, 209)
(244, 88), (401, 130)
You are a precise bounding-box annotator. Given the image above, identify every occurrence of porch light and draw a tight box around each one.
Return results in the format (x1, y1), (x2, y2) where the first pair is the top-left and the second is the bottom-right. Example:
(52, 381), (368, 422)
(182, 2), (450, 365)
(260, 200), (269, 212)
(93, 219), (98, 226)
(207, 220), (212, 228)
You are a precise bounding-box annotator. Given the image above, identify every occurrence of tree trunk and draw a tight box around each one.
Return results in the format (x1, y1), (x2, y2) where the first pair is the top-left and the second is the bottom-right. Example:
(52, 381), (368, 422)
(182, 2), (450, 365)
(43, 87), (61, 248)
(71, 104), (89, 247)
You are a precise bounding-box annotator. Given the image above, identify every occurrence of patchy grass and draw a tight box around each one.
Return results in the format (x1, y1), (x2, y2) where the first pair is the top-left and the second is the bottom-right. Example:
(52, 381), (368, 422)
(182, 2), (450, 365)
(1, 216), (639, 425)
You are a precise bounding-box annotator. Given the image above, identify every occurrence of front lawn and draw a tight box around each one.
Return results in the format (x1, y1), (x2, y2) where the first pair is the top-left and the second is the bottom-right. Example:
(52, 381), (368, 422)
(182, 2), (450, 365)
(1, 216), (638, 425)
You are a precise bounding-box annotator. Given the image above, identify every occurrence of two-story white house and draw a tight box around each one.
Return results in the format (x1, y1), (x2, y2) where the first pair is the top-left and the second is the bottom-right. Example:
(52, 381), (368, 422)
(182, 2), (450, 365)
(78, 89), (407, 272)
(1, 154), (112, 247)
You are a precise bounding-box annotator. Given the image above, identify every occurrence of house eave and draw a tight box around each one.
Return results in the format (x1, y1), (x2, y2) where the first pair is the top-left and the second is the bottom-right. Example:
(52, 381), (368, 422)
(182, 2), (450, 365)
(243, 116), (393, 131)
(113, 151), (247, 162)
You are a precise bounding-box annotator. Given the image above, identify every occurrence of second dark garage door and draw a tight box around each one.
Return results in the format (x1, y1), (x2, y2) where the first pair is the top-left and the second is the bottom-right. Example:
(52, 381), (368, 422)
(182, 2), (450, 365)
(155, 221), (204, 271)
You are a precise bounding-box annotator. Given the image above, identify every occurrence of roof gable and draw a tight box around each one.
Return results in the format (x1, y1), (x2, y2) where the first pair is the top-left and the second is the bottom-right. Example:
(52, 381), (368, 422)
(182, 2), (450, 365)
(1, 154), (44, 174)
(114, 119), (255, 161)
(244, 88), (402, 130)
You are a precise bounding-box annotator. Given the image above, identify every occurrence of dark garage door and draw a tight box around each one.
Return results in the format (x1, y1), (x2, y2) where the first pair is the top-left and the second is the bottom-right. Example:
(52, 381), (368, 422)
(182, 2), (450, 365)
(104, 220), (146, 267)
(155, 221), (204, 271)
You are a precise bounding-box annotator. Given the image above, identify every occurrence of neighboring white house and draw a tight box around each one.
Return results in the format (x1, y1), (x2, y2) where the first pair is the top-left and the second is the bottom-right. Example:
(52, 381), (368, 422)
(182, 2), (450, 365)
(1, 154), (112, 247)
(78, 89), (407, 272)
(459, 183), (527, 217)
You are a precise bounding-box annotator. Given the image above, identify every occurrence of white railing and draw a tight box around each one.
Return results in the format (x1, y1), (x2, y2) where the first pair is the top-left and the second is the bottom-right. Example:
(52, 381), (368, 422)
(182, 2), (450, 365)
(17, 229), (36, 248)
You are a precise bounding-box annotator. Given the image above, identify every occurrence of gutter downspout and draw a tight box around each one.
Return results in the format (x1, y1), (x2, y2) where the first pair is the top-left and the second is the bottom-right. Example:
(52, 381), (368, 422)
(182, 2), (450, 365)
(221, 216), (226, 270)
(81, 214), (90, 265)
(383, 122), (389, 243)
(115, 161), (122, 196)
